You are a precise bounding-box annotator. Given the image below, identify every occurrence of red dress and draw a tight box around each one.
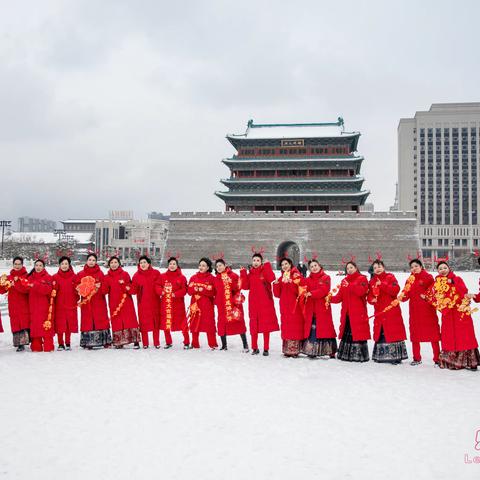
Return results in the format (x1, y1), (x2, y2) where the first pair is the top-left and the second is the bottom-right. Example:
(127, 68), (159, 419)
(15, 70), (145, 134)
(331, 271), (370, 341)
(0, 267), (30, 335)
(367, 272), (407, 343)
(187, 272), (216, 334)
(104, 267), (139, 333)
(303, 270), (336, 339)
(401, 269), (440, 342)
(27, 270), (54, 341)
(74, 264), (110, 332)
(433, 272), (478, 352)
(240, 262), (279, 335)
(273, 268), (305, 341)
(214, 269), (247, 336)
(131, 266), (161, 333)
(155, 268), (188, 332)
(52, 268), (79, 335)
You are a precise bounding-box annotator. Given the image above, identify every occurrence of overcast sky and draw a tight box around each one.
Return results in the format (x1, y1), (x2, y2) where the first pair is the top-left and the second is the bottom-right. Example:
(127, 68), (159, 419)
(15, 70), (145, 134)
(1, 0), (478, 225)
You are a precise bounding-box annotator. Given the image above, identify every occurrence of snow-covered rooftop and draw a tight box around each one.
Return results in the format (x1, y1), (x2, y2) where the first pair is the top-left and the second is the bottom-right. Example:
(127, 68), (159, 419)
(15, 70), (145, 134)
(6, 232), (94, 244)
(227, 119), (359, 140)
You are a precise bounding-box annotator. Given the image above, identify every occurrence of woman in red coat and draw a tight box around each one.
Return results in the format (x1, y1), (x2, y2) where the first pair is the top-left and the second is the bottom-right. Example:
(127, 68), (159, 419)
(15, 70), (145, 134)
(331, 261), (370, 362)
(187, 257), (217, 349)
(240, 253), (279, 356)
(401, 259), (440, 366)
(367, 260), (408, 364)
(273, 258), (305, 358)
(26, 259), (55, 352)
(0, 256), (30, 351)
(105, 257), (140, 349)
(155, 257), (190, 349)
(301, 259), (337, 358)
(74, 253), (111, 349)
(214, 259), (248, 352)
(432, 262), (479, 370)
(52, 256), (79, 350)
(131, 255), (161, 348)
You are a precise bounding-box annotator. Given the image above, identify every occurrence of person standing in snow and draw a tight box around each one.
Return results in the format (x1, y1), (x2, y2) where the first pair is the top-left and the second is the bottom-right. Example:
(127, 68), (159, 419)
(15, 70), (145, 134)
(26, 259), (55, 352)
(0, 256), (31, 351)
(399, 259), (440, 366)
(52, 256), (79, 350)
(131, 255), (162, 348)
(213, 258), (249, 352)
(240, 253), (279, 356)
(367, 260), (408, 364)
(104, 256), (140, 349)
(330, 261), (370, 362)
(74, 253), (112, 349)
(301, 259), (337, 359)
(155, 257), (190, 349)
(187, 257), (217, 349)
(432, 261), (479, 371)
(273, 257), (306, 358)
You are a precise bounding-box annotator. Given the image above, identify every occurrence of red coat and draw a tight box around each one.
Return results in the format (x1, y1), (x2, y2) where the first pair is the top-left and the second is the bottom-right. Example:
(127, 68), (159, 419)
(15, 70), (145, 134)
(304, 270), (336, 339)
(214, 269), (247, 336)
(74, 264), (110, 332)
(105, 267), (139, 332)
(52, 268), (79, 334)
(155, 269), (188, 331)
(132, 266), (161, 332)
(474, 278), (480, 303)
(240, 262), (279, 335)
(367, 272), (407, 343)
(27, 270), (54, 338)
(401, 269), (440, 342)
(434, 272), (478, 351)
(273, 268), (305, 341)
(187, 271), (216, 334)
(0, 267), (30, 333)
(331, 271), (370, 341)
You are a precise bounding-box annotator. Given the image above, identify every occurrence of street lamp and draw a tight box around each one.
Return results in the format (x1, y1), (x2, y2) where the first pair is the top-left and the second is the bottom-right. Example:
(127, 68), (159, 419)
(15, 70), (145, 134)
(0, 220), (12, 257)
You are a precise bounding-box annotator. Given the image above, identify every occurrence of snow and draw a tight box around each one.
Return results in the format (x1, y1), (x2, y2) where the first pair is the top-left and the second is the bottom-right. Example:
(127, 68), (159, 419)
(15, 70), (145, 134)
(1, 267), (480, 480)
(6, 232), (93, 244)
(228, 124), (358, 140)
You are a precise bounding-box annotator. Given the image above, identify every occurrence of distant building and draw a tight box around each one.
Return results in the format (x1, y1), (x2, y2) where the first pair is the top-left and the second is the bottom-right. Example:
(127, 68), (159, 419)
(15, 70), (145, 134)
(398, 103), (480, 260)
(18, 216), (57, 232)
(95, 218), (169, 263)
(148, 211), (170, 220)
(61, 219), (98, 233)
(216, 118), (370, 213)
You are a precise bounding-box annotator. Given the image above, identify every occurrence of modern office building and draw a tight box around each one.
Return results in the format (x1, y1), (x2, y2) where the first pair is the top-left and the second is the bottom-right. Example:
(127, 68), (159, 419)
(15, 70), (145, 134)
(398, 103), (480, 260)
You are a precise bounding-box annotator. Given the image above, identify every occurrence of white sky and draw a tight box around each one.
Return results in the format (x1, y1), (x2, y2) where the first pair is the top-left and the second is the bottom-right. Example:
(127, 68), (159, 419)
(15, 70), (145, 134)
(1, 0), (478, 224)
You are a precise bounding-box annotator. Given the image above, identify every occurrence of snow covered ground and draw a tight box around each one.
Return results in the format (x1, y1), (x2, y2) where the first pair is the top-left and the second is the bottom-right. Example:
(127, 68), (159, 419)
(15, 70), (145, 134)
(1, 267), (480, 479)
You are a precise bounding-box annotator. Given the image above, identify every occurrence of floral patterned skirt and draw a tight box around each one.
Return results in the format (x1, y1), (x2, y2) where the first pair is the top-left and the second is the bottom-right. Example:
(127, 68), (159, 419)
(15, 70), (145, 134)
(113, 328), (141, 346)
(80, 329), (112, 348)
(282, 339), (302, 357)
(372, 328), (408, 364)
(13, 329), (30, 347)
(301, 317), (337, 357)
(438, 349), (480, 370)
(337, 317), (369, 362)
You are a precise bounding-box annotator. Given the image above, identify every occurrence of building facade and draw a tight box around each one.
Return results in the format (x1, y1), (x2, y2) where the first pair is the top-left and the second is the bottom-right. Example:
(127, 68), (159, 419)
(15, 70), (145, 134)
(398, 103), (480, 262)
(18, 217), (57, 232)
(216, 118), (370, 213)
(95, 219), (169, 263)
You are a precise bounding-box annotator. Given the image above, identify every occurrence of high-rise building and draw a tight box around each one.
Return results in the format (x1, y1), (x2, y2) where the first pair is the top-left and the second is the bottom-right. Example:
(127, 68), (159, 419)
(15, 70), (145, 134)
(17, 216), (57, 232)
(216, 118), (370, 213)
(398, 103), (480, 260)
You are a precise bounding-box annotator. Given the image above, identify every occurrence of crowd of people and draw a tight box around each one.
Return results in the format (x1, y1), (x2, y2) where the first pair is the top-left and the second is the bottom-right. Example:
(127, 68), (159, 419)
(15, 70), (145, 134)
(0, 251), (479, 371)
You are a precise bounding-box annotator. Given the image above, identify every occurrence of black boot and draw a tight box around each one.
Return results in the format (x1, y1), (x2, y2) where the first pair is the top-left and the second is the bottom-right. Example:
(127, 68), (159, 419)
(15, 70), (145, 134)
(66, 344), (71, 351)
(252, 349), (260, 355)
(240, 333), (249, 352)
(58, 344), (66, 351)
(263, 350), (269, 357)
(16, 345), (25, 352)
(133, 342), (140, 350)
(220, 335), (227, 351)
